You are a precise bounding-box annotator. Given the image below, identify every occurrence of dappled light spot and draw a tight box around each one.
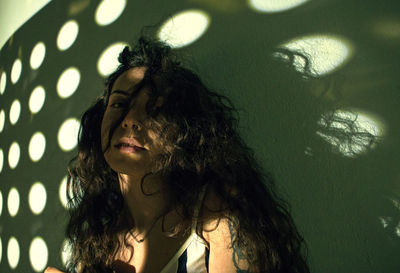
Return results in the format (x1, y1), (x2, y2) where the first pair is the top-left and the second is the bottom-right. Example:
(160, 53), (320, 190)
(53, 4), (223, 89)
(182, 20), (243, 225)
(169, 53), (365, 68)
(97, 42), (128, 76)
(30, 42), (46, 70)
(95, 0), (126, 26)
(0, 149), (3, 173)
(7, 237), (20, 269)
(29, 132), (46, 162)
(0, 71), (6, 94)
(8, 142), (20, 169)
(57, 67), (81, 98)
(372, 18), (400, 40)
(0, 236), (2, 263)
(158, 10), (210, 48)
(11, 59), (22, 84)
(7, 187), (20, 217)
(0, 109), (4, 132)
(29, 237), (48, 272)
(0, 190), (3, 216)
(58, 118), (80, 151)
(61, 239), (73, 266)
(248, 0), (309, 13)
(277, 34), (352, 76)
(57, 20), (79, 51)
(29, 182), (47, 215)
(9, 99), (21, 125)
(379, 197), (400, 238)
(29, 86), (46, 114)
(59, 176), (68, 208)
(316, 109), (384, 157)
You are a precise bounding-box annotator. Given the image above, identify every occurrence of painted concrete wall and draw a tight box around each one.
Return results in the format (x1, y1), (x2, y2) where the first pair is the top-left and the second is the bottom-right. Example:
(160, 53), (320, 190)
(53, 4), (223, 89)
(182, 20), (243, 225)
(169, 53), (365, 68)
(0, 0), (399, 272)
(0, 0), (51, 49)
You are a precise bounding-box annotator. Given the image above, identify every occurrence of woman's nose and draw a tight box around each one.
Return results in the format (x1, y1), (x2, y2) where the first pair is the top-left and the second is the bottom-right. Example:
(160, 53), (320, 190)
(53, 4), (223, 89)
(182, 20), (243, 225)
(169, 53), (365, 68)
(121, 108), (142, 131)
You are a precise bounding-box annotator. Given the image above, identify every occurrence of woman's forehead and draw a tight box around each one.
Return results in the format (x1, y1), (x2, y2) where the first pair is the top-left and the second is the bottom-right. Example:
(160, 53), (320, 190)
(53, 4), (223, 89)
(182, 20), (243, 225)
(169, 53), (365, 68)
(112, 67), (147, 92)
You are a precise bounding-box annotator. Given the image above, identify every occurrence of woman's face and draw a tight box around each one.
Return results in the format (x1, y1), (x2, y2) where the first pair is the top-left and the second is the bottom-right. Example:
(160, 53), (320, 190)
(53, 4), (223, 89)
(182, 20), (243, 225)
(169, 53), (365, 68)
(101, 67), (163, 177)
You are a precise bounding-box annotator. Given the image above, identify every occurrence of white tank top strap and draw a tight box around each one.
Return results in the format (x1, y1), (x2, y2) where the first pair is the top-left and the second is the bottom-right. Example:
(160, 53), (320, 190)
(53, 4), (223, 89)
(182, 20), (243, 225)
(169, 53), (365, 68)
(160, 185), (209, 273)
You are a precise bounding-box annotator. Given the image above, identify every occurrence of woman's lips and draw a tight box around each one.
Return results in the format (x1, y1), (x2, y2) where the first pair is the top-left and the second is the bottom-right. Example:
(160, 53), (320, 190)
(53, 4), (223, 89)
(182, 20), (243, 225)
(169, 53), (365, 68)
(115, 143), (145, 153)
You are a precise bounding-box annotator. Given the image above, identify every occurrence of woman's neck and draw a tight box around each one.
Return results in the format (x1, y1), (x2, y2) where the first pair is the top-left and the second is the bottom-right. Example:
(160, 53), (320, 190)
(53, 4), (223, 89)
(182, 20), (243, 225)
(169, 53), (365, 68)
(118, 173), (169, 233)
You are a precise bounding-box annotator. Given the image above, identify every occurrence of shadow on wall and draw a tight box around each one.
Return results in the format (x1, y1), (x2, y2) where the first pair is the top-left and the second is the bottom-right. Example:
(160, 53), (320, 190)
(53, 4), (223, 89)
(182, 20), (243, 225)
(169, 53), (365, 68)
(0, 0), (399, 272)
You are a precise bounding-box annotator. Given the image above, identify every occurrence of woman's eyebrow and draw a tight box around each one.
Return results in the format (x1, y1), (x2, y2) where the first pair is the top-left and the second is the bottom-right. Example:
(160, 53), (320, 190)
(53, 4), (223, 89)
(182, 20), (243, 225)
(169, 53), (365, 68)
(110, 90), (131, 96)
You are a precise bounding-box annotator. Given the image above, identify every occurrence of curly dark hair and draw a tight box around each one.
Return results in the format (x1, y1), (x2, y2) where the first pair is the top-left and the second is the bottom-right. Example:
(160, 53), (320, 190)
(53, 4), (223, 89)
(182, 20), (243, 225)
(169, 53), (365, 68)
(65, 36), (311, 273)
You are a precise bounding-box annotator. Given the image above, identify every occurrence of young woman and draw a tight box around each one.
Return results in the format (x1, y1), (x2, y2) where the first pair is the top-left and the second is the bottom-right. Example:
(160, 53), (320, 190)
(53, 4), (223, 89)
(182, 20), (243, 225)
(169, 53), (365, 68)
(46, 36), (310, 273)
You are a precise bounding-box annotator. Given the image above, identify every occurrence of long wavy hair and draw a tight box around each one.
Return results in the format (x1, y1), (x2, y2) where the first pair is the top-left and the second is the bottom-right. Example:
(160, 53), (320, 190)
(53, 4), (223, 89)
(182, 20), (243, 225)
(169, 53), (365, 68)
(65, 36), (311, 273)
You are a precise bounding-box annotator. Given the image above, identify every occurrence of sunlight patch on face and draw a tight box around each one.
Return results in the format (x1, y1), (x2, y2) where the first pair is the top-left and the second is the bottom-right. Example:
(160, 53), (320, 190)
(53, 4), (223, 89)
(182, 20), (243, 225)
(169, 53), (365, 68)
(248, 0), (309, 13)
(58, 118), (80, 151)
(95, 0), (126, 26)
(30, 42), (46, 70)
(57, 67), (81, 99)
(57, 20), (79, 51)
(29, 86), (46, 114)
(7, 237), (20, 269)
(29, 182), (47, 215)
(158, 10), (210, 48)
(276, 34), (352, 76)
(316, 109), (384, 157)
(97, 42), (128, 76)
(29, 237), (48, 272)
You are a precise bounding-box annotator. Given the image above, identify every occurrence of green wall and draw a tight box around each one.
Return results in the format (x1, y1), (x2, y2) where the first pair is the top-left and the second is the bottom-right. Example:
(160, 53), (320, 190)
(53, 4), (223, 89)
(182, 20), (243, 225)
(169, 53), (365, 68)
(1, 0), (399, 272)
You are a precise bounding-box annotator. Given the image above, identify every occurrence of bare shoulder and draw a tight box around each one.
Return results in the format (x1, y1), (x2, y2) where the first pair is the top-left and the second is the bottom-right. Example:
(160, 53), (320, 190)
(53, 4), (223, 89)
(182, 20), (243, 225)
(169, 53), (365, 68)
(200, 189), (250, 273)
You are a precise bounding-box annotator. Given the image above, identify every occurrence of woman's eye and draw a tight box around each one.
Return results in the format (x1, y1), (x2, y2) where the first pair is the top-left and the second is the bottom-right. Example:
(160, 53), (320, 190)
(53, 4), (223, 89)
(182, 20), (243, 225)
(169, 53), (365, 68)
(109, 102), (127, 108)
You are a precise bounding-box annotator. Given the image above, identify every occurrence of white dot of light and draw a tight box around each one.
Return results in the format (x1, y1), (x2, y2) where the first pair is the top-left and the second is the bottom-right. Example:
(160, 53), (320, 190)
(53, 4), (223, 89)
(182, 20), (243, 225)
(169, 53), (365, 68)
(0, 109), (5, 132)
(61, 239), (73, 266)
(158, 10), (210, 48)
(29, 182), (47, 215)
(58, 118), (80, 151)
(29, 86), (46, 114)
(0, 148), (3, 173)
(9, 99), (21, 125)
(278, 34), (352, 76)
(7, 187), (20, 217)
(0, 190), (3, 216)
(0, 71), (6, 94)
(95, 0), (127, 26)
(59, 176), (68, 208)
(30, 42), (46, 70)
(29, 237), (48, 272)
(11, 59), (22, 84)
(97, 42), (128, 77)
(316, 110), (384, 157)
(57, 20), (79, 51)
(8, 142), (20, 169)
(29, 132), (46, 162)
(57, 67), (81, 99)
(7, 237), (20, 269)
(248, 0), (309, 13)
